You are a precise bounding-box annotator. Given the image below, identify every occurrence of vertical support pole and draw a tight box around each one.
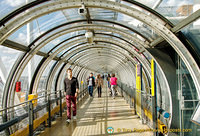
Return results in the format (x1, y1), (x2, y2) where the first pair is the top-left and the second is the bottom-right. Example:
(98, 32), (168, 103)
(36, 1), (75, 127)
(47, 94), (51, 127)
(3, 110), (10, 135)
(45, 91), (47, 103)
(121, 83), (123, 97)
(59, 90), (62, 117)
(28, 100), (34, 136)
(129, 94), (132, 107)
(27, 0), (34, 96)
(133, 88), (136, 114)
(140, 64), (144, 124)
(151, 59), (158, 135)
(55, 90), (58, 106)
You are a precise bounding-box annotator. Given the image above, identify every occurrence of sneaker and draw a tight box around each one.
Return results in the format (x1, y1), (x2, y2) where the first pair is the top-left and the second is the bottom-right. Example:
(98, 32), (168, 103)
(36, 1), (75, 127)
(66, 119), (71, 123)
(73, 116), (77, 120)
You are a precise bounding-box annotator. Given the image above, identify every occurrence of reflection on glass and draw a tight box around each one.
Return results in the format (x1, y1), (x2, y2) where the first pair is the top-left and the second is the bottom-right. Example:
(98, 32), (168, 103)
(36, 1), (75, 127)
(133, 0), (157, 8)
(40, 31), (85, 53)
(51, 64), (63, 92)
(0, 0), (26, 19)
(177, 55), (199, 136)
(156, 0), (194, 25)
(191, 102), (200, 125)
(40, 34), (70, 53)
(17, 55), (43, 103)
(0, 45), (22, 132)
(37, 60), (56, 93)
(181, 18), (200, 55)
(0, 45), (21, 80)
(8, 25), (28, 46)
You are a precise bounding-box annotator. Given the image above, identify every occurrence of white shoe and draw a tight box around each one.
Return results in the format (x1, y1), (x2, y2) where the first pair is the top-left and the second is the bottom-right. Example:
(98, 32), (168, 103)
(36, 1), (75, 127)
(73, 116), (77, 120)
(66, 119), (71, 123)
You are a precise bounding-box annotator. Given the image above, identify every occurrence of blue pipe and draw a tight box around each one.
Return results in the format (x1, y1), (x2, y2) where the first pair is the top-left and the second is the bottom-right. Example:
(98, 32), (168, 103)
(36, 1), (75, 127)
(157, 107), (170, 118)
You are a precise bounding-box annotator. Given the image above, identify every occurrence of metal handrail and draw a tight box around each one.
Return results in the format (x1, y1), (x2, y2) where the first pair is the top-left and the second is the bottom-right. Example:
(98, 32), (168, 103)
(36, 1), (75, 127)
(0, 89), (64, 112)
(0, 87), (88, 133)
(183, 100), (200, 102)
(0, 88), (87, 113)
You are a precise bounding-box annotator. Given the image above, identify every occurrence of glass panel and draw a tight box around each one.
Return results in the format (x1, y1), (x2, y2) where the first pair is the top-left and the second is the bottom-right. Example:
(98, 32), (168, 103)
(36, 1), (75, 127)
(32, 9), (83, 41)
(191, 102), (200, 125)
(37, 60), (56, 93)
(143, 51), (152, 64)
(32, 11), (66, 35)
(0, 0), (27, 20)
(0, 77), (3, 108)
(8, 25), (28, 46)
(117, 13), (158, 39)
(0, 45), (22, 81)
(0, 45), (22, 135)
(177, 55), (199, 136)
(157, 64), (171, 114)
(51, 63), (63, 92)
(17, 55), (43, 103)
(60, 64), (71, 90)
(134, 0), (157, 8)
(181, 18), (200, 55)
(121, 1), (166, 25)
(7, 10), (83, 46)
(91, 8), (157, 40)
(182, 109), (200, 136)
(90, 8), (116, 20)
(156, 0), (195, 25)
(40, 30), (86, 53)
(40, 34), (71, 53)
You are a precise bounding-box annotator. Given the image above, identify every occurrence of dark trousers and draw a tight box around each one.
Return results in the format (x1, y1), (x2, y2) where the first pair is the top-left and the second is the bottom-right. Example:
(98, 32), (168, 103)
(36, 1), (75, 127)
(88, 86), (93, 96)
(97, 86), (102, 97)
(108, 81), (111, 89)
(66, 95), (76, 120)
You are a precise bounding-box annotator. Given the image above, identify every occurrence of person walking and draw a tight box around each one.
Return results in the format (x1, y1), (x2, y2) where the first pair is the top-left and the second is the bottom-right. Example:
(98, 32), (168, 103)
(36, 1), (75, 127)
(110, 73), (117, 99)
(107, 74), (111, 95)
(64, 68), (79, 123)
(96, 74), (103, 97)
(87, 73), (95, 97)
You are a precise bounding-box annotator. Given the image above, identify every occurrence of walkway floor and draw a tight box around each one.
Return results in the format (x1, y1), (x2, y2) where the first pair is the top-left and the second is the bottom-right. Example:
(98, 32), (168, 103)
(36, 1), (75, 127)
(39, 87), (153, 136)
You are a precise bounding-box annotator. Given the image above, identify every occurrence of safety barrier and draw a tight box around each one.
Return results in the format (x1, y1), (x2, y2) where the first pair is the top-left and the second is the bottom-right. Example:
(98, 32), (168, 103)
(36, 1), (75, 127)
(117, 81), (169, 135)
(0, 86), (88, 136)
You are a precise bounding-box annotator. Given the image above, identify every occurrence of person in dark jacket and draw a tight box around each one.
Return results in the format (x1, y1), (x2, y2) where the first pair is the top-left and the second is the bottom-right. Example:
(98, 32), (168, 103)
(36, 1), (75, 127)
(64, 68), (79, 123)
(96, 74), (103, 97)
(87, 73), (95, 97)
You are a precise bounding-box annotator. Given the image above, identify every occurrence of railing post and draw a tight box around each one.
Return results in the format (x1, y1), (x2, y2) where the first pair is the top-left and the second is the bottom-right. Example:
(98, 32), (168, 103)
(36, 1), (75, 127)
(59, 90), (62, 117)
(133, 88), (136, 115)
(56, 90), (58, 106)
(141, 90), (144, 124)
(121, 86), (123, 97)
(28, 100), (34, 136)
(3, 110), (10, 135)
(47, 93), (51, 127)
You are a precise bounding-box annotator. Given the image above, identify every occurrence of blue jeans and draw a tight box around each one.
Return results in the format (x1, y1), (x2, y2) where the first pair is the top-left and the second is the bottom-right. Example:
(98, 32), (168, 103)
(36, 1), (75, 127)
(88, 86), (93, 97)
(108, 81), (111, 89)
